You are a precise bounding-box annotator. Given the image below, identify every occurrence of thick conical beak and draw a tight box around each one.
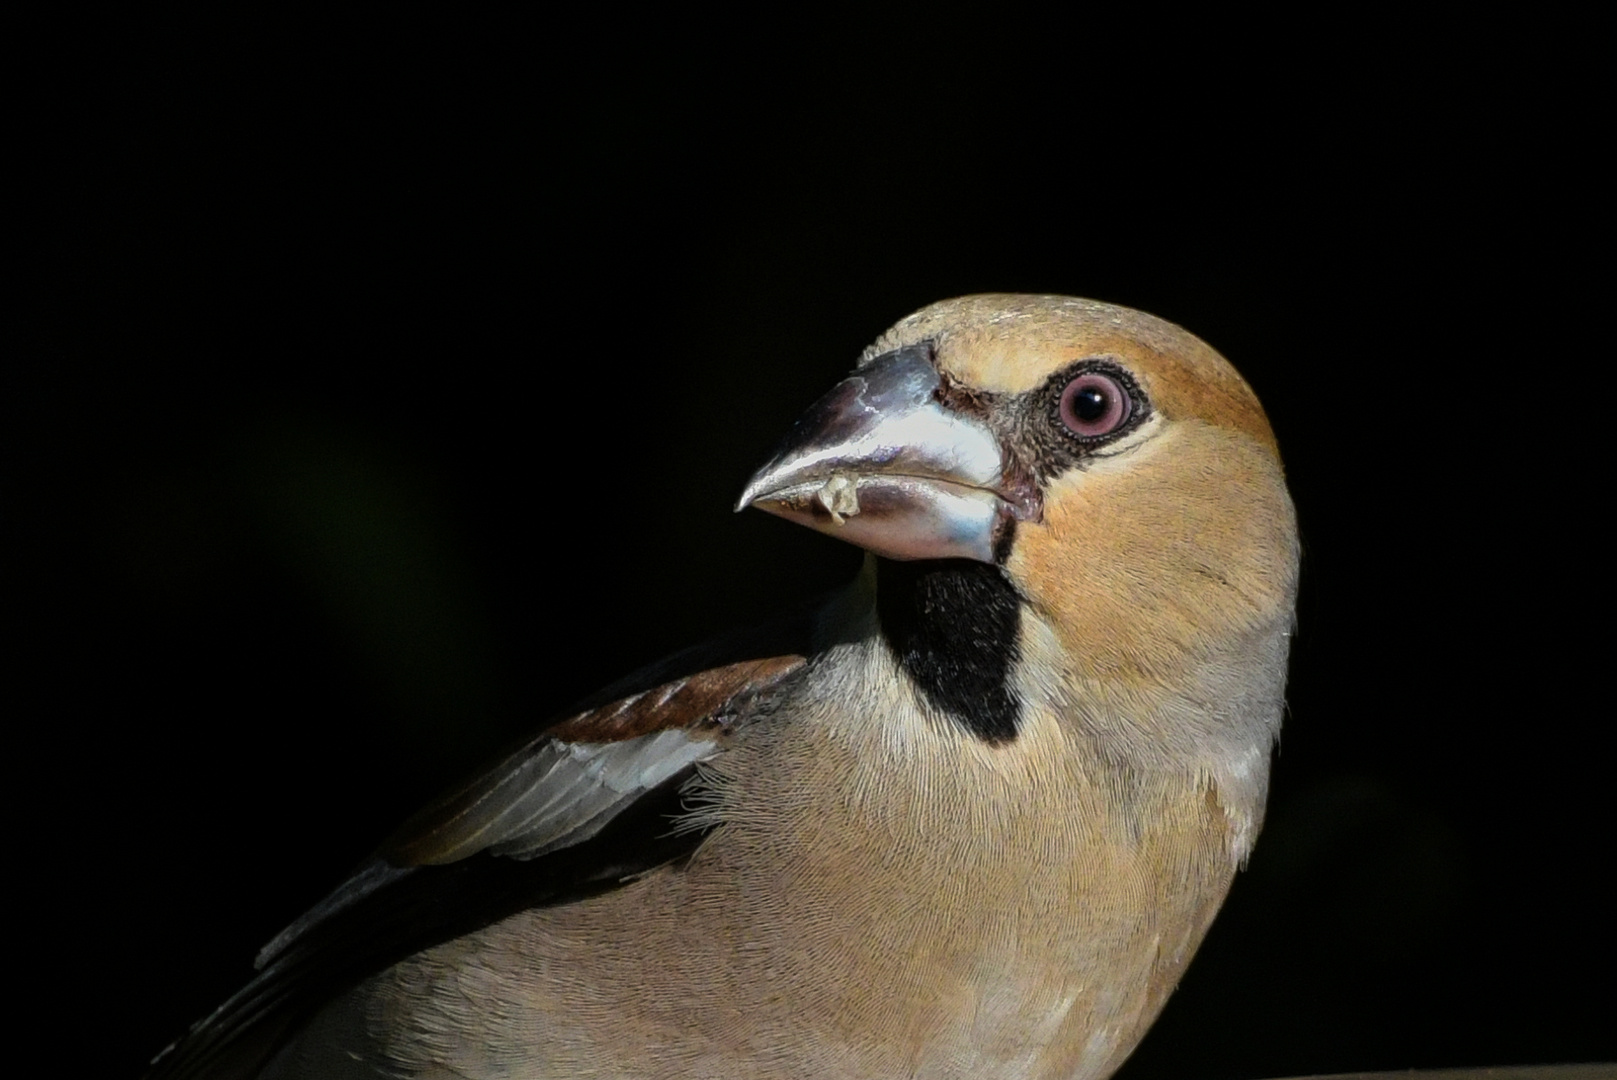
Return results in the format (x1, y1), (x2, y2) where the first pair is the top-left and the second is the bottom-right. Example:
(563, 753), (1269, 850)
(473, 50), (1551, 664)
(736, 345), (1039, 563)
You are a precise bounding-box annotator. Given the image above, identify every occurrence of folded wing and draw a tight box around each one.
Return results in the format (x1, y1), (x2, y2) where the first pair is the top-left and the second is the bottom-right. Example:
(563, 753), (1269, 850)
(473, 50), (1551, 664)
(147, 617), (814, 1080)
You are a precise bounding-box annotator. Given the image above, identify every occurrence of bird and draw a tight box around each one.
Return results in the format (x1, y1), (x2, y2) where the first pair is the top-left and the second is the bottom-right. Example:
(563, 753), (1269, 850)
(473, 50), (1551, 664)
(149, 293), (1300, 1080)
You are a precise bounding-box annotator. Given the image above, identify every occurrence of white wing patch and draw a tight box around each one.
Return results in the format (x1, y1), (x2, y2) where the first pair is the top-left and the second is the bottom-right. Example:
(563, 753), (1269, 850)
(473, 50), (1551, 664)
(254, 727), (720, 970)
(486, 729), (720, 859)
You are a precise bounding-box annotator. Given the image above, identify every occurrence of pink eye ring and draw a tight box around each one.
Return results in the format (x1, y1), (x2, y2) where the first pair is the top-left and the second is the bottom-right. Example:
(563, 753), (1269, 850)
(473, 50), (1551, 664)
(1058, 371), (1132, 438)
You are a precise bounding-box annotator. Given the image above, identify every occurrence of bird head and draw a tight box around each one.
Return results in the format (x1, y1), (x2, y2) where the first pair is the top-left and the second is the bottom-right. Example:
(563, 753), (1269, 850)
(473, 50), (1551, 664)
(741, 296), (1298, 834)
(740, 294), (1298, 679)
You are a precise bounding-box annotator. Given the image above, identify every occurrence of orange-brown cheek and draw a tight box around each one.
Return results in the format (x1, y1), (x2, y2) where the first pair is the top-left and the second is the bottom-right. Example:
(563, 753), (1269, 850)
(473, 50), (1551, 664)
(1008, 485), (1176, 679)
(1006, 429), (1297, 679)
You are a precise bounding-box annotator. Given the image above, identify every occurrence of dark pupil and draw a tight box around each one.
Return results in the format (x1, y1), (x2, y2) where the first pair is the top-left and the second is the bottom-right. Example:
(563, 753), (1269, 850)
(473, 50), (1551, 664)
(1073, 386), (1108, 421)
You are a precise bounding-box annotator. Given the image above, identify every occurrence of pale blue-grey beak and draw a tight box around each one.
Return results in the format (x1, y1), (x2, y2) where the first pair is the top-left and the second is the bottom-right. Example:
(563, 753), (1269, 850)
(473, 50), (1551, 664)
(737, 345), (1039, 562)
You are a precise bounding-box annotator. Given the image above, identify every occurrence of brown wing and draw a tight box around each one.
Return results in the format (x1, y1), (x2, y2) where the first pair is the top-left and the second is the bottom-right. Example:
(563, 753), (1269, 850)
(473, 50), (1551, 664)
(384, 653), (806, 867)
(146, 612), (815, 1080)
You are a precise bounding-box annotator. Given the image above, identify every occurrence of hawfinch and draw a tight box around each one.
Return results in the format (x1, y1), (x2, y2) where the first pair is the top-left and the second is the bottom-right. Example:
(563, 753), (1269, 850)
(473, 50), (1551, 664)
(151, 294), (1300, 1080)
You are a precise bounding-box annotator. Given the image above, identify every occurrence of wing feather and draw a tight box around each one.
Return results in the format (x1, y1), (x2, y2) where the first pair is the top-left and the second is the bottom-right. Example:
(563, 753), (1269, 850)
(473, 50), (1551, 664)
(146, 612), (816, 1080)
(383, 655), (803, 867)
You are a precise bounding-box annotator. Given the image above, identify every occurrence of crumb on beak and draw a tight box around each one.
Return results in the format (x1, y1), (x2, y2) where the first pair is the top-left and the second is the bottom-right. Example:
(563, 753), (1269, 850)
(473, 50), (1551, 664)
(817, 473), (861, 525)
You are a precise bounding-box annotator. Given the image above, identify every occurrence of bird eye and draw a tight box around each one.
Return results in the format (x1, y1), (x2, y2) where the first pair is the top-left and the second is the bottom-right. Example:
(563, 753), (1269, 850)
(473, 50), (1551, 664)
(1058, 371), (1132, 439)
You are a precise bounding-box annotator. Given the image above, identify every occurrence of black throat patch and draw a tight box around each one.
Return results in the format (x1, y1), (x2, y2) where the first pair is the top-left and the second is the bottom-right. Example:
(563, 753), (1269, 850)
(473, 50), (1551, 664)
(875, 558), (1023, 744)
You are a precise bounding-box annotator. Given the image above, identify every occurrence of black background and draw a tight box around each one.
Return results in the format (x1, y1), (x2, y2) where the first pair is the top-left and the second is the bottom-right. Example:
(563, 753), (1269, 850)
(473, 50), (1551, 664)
(13, 12), (1608, 1079)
